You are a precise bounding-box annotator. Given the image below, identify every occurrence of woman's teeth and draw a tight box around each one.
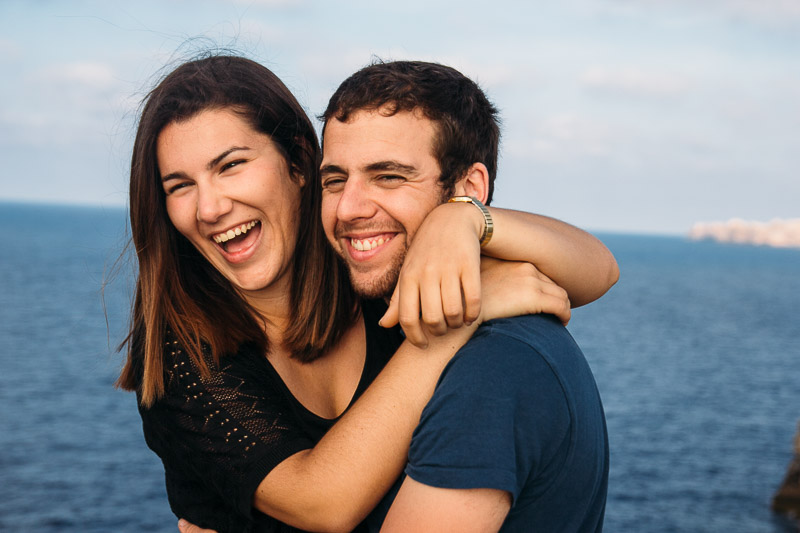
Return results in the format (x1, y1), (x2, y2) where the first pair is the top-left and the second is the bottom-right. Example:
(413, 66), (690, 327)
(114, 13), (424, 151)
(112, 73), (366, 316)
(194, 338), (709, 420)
(213, 221), (258, 243)
(351, 236), (389, 251)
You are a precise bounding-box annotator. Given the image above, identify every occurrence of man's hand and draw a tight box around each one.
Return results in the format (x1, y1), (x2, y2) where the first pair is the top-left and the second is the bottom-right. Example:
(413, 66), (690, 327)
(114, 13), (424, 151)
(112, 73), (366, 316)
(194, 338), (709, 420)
(177, 519), (217, 533)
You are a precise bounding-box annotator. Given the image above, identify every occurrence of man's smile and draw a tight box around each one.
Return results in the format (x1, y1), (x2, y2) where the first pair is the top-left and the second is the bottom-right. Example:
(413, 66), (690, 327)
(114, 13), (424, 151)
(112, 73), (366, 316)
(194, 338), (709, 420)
(350, 233), (395, 252)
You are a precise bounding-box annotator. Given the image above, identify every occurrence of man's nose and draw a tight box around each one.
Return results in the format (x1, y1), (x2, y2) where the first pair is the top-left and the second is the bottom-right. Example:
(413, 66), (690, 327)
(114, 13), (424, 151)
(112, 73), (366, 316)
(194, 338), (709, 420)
(336, 178), (377, 222)
(196, 182), (233, 224)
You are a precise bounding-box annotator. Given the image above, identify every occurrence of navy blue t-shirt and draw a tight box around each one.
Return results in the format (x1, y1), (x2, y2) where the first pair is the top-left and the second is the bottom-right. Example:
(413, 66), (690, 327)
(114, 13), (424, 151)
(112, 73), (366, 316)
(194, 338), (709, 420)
(376, 314), (608, 532)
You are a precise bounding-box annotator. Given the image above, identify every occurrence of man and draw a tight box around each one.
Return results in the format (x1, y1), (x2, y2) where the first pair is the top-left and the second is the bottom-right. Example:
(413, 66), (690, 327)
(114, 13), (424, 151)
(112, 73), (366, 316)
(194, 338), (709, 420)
(318, 60), (609, 531)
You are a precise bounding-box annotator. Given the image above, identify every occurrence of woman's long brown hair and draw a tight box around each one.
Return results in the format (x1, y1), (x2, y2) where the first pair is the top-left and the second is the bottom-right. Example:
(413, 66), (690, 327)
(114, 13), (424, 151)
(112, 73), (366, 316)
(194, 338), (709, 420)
(116, 55), (358, 407)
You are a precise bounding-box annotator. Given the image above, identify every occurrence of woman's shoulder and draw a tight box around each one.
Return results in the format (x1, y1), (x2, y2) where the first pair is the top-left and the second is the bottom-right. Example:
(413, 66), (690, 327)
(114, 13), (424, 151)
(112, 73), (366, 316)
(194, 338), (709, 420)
(163, 331), (268, 384)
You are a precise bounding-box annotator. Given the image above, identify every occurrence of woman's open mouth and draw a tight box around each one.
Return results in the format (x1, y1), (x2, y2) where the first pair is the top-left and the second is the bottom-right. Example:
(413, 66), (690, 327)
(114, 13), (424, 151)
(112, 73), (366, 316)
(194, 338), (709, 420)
(213, 220), (261, 254)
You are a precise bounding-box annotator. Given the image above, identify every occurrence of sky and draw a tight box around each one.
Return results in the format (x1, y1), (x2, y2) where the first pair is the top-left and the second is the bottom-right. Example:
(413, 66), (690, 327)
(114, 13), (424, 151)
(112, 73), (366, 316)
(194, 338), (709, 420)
(1, 0), (798, 235)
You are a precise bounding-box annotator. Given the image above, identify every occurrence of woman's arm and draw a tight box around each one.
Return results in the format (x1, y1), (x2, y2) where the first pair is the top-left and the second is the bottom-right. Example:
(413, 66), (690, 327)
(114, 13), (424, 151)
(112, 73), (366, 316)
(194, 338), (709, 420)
(153, 328), (471, 533)
(254, 327), (475, 531)
(166, 261), (557, 533)
(383, 202), (619, 346)
(482, 207), (619, 306)
(251, 260), (558, 532)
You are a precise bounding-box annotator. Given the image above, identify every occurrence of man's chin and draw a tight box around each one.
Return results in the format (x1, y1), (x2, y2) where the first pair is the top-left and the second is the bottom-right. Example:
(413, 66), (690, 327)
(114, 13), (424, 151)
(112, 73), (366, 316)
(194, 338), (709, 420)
(345, 261), (400, 300)
(340, 248), (404, 300)
(349, 274), (396, 300)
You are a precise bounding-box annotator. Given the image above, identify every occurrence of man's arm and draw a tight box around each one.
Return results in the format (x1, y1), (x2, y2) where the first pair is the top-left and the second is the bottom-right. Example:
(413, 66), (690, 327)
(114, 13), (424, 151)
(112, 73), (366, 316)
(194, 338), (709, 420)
(381, 477), (511, 533)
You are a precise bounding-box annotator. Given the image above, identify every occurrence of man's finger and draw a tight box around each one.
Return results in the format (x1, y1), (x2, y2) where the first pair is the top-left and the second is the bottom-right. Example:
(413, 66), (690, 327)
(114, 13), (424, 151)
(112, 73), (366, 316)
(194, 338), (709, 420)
(379, 285), (401, 328)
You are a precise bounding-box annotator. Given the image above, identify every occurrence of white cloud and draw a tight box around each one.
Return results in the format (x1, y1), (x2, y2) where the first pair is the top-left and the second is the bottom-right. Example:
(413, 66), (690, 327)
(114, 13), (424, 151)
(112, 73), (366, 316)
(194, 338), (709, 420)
(580, 66), (690, 98)
(596, 0), (800, 28)
(0, 38), (22, 62)
(700, 0), (800, 23)
(222, 0), (305, 7)
(34, 61), (117, 90)
(2, 61), (129, 147)
(506, 112), (616, 162)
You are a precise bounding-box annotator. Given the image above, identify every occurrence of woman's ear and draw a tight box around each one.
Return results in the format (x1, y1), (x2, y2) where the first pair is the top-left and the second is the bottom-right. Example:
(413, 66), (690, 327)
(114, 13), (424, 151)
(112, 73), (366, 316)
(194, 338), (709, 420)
(452, 163), (489, 204)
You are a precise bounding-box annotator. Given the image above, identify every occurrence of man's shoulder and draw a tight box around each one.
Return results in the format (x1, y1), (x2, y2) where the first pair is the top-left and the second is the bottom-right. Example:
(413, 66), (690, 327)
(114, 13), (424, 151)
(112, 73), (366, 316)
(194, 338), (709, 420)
(447, 314), (592, 400)
(466, 314), (580, 357)
(438, 315), (571, 388)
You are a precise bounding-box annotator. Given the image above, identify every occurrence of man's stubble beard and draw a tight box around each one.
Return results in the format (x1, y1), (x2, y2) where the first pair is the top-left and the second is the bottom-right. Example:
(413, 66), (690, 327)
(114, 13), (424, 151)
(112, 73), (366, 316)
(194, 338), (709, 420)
(342, 242), (406, 300)
(335, 188), (451, 300)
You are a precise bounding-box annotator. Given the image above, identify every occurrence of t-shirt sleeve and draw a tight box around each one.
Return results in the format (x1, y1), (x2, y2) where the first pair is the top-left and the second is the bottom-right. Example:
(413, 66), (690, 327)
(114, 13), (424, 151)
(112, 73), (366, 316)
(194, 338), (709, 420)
(138, 335), (314, 521)
(405, 326), (571, 503)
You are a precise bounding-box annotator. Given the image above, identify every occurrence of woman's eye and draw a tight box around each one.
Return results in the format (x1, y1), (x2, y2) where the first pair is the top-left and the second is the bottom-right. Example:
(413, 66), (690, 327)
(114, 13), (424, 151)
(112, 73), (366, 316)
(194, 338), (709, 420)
(221, 159), (246, 171)
(165, 182), (191, 195)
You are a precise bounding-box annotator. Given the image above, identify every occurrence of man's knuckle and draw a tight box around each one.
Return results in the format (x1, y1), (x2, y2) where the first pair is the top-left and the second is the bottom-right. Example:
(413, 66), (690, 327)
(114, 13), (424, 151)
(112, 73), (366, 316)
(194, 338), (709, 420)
(422, 315), (442, 328)
(442, 303), (461, 318)
(464, 293), (481, 308)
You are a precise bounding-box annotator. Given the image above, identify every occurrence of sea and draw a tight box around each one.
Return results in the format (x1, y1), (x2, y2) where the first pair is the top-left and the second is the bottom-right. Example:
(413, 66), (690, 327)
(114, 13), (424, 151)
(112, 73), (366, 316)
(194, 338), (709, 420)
(1, 201), (798, 532)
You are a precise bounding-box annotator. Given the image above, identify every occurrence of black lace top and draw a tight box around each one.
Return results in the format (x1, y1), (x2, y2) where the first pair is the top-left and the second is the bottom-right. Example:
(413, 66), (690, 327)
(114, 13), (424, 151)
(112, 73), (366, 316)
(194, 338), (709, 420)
(137, 299), (403, 532)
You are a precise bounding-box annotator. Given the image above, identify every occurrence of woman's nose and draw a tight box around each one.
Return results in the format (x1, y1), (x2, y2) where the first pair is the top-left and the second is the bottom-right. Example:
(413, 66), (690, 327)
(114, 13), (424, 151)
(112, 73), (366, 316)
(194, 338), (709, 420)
(196, 183), (233, 224)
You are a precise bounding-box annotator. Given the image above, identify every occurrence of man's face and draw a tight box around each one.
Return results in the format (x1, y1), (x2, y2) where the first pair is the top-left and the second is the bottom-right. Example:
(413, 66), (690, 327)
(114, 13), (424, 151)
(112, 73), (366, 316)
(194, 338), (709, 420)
(320, 109), (448, 298)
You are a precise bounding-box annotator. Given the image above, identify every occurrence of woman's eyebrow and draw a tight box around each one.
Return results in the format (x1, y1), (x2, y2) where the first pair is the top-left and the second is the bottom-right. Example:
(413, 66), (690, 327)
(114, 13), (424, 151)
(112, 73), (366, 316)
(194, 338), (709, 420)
(160, 146), (251, 183)
(207, 146), (250, 170)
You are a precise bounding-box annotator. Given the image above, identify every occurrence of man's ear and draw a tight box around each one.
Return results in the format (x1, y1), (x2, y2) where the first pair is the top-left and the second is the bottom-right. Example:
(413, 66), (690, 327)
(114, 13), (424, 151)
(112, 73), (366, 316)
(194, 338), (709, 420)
(452, 163), (489, 204)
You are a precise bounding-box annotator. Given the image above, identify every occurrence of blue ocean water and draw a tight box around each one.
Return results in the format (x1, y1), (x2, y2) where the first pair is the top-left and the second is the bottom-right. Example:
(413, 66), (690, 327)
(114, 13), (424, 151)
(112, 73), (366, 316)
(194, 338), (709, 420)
(0, 202), (798, 532)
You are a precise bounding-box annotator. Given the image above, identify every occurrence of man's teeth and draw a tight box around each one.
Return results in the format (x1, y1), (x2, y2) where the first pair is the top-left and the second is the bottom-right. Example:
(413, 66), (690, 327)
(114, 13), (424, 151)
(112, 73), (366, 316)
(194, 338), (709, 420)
(213, 221), (258, 243)
(351, 236), (389, 251)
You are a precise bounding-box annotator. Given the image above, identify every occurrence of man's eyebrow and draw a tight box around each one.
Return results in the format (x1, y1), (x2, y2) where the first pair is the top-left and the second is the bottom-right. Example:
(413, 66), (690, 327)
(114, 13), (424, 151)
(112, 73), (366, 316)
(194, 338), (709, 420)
(319, 160), (418, 178)
(364, 161), (418, 175)
(161, 146), (250, 182)
(320, 164), (346, 177)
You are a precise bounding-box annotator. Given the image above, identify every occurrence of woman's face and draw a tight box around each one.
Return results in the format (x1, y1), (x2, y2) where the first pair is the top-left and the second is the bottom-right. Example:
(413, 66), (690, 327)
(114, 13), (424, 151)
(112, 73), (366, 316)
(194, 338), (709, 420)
(157, 107), (303, 298)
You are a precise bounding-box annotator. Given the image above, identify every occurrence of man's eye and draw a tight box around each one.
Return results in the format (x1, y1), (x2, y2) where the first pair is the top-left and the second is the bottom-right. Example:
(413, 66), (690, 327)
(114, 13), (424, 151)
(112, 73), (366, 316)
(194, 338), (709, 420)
(322, 178), (345, 190)
(378, 175), (405, 184)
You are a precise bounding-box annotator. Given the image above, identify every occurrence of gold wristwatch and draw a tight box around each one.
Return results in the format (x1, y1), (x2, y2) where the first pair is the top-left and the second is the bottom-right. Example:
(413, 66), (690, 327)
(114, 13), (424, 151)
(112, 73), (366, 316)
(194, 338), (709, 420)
(448, 196), (494, 247)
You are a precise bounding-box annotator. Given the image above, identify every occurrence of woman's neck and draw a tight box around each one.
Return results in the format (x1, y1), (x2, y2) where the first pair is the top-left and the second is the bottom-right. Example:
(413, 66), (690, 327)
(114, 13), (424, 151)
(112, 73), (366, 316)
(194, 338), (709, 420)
(269, 315), (367, 419)
(240, 285), (293, 345)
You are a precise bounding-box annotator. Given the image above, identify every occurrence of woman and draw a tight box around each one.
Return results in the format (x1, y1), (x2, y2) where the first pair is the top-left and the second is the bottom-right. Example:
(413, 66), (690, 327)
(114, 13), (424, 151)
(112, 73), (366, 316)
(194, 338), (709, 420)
(118, 55), (617, 532)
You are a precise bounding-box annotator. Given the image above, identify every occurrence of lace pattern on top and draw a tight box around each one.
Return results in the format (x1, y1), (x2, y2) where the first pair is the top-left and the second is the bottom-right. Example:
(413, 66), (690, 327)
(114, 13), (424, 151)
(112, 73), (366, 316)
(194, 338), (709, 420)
(140, 333), (313, 531)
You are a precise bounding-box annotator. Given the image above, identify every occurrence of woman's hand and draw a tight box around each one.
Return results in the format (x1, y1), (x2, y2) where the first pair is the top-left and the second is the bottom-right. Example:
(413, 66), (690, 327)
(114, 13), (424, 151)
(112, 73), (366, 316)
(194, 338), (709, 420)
(380, 202), (576, 347)
(478, 257), (571, 325)
(177, 519), (216, 533)
(380, 202), (484, 347)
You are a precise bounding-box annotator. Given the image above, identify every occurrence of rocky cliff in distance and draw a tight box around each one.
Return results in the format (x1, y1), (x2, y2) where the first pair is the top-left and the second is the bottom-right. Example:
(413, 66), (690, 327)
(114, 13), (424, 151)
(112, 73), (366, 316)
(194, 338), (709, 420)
(689, 218), (800, 249)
